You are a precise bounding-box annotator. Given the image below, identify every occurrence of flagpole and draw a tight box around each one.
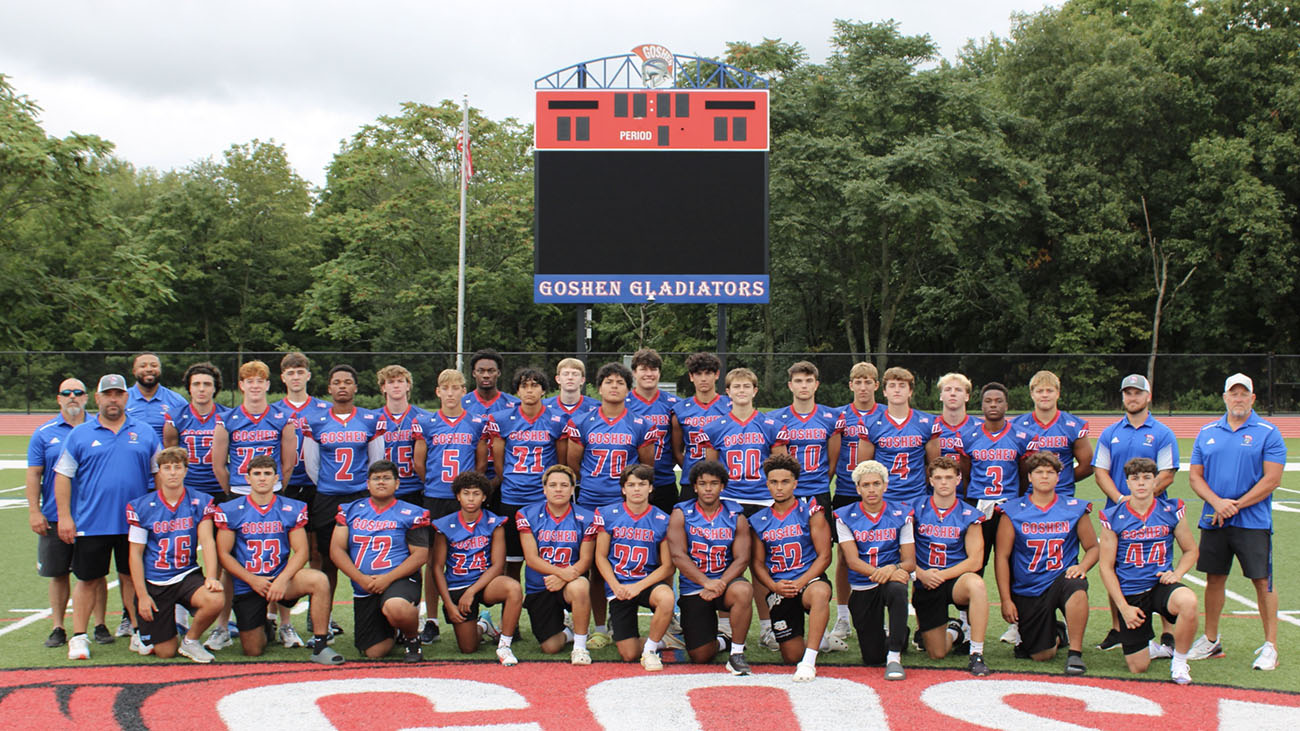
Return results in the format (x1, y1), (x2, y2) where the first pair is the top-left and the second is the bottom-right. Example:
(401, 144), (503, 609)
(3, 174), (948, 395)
(455, 95), (469, 371)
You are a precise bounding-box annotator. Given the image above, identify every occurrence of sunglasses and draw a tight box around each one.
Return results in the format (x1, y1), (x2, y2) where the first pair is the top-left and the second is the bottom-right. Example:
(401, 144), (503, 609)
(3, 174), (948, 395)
(59, 389), (87, 397)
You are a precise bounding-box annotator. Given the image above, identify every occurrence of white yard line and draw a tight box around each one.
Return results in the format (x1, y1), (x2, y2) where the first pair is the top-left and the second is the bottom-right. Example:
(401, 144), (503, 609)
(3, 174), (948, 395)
(1181, 574), (1300, 628)
(0, 580), (120, 638)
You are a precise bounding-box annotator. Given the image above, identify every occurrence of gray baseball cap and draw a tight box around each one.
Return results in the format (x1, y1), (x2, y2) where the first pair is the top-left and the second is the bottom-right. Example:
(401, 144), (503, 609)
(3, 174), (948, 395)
(1119, 374), (1150, 392)
(97, 374), (128, 393)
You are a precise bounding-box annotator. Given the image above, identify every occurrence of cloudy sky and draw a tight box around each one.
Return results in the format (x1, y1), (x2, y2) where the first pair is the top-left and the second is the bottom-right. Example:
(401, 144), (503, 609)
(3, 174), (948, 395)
(1, 1), (1057, 186)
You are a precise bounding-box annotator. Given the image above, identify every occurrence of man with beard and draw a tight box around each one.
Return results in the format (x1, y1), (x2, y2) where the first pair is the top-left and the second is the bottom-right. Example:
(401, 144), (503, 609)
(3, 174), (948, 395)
(126, 353), (189, 442)
(26, 378), (109, 648)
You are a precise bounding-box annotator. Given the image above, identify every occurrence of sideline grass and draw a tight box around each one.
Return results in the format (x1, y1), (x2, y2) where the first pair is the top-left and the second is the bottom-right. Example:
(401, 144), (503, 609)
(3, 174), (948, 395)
(1, 435), (1295, 692)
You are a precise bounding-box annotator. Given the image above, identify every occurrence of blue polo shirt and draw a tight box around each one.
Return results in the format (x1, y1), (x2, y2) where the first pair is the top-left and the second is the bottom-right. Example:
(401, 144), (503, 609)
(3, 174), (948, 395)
(126, 384), (189, 440)
(1190, 410), (1287, 531)
(1092, 413), (1179, 507)
(54, 415), (160, 536)
(27, 414), (79, 523)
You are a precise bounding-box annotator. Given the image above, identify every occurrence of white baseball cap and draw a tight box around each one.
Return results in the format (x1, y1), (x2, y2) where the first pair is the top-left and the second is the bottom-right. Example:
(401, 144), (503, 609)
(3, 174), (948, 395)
(1224, 373), (1253, 393)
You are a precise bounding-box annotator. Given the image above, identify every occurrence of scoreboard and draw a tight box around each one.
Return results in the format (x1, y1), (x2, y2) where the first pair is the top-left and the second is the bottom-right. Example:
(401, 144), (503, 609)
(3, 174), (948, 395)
(533, 87), (769, 304)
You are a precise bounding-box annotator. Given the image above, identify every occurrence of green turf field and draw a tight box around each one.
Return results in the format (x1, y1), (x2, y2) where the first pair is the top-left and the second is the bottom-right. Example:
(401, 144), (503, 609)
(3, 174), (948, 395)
(1, 435), (1295, 691)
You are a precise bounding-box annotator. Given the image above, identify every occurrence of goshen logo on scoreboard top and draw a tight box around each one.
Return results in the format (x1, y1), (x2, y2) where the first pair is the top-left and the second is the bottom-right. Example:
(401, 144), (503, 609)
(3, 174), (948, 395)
(0, 663), (1296, 731)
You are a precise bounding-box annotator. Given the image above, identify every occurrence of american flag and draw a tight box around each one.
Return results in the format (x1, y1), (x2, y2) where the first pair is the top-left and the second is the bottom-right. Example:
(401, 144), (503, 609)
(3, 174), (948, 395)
(457, 130), (473, 182)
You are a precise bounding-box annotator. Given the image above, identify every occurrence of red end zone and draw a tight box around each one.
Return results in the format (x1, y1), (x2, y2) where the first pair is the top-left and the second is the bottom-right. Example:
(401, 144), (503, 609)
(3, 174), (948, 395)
(1, 662), (1296, 731)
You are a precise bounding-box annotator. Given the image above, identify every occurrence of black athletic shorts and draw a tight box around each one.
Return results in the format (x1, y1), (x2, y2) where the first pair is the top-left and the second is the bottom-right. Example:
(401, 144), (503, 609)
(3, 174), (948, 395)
(650, 483), (679, 515)
(312, 490), (367, 560)
(1013, 573), (1088, 655)
(443, 585), (502, 624)
(767, 574), (831, 643)
(72, 534), (130, 581)
(353, 573), (421, 652)
(808, 492), (833, 518)
(832, 488), (859, 511)
(137, 570), (206, 645)
(738, 502), (771, 518)
(497, 502), (525, 561)
(232, 591), (299, 633)
(912, 576), (968, 633)
(37, 529), (74, 578)
(1118, 582), (1185, 654)
(679, 580), (748, 651)
(281, 480), (315, 505)
(609, 582), (671, 641)
(1197, 526), (1272, 581)
(524, 589), (570, 643)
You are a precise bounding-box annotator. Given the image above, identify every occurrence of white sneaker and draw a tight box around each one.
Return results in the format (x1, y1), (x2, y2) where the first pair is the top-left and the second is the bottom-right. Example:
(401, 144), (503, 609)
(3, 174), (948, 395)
(67, 634), (91, 660)
(760, 627), (779, 651)
(820, 634), (849, 652)
(496, 645), (519, 667)
(668, 613), (682, 637)
(173, 605), (190, 634)
(1171, 662), (1192, 685)
(661, 632), (686, 650)
(204, 625), (233, 651)
(130, 631), (154, 656)
(570, 647), (592, 665)
(1252, 642), (1278, 671)
(1148, 640), (1174, 659)
(999, 623), (1021, 645)
(116, 615), (135, 637)
(1187, 634), (1224, 661)
(793, 661), (816, 682)
(179, 636), (215, 663)
(641, 650), (663, 671)
(279, 624), (306, 648)
(830, 616), (852, 640)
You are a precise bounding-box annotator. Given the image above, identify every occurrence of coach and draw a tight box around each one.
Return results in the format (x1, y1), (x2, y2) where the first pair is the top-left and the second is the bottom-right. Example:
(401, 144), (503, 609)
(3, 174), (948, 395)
(126, 352), (189, 440)
(1186, 373), (1286, 670)
(54, 374), (161, 660)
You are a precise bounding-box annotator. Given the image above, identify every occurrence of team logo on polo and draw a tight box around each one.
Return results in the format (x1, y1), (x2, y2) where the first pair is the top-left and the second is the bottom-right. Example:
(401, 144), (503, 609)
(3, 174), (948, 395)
(1242, 434), (1253, 446)
(632, 44), (674, 87)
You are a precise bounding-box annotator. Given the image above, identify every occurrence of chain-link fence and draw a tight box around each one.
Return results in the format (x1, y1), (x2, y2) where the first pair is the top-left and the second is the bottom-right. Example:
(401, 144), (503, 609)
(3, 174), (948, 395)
(1, 351), (1295, 415)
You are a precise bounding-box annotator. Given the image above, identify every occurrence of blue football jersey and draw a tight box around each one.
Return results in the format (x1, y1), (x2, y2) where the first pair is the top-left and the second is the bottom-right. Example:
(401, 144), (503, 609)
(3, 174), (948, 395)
(415, 410), (487, 499)
(213, 494), (309, 594)
(770, 404), (842, 495)
(565, 408), (656, 509)
(674, 498), (745, 596)
(223, 405), (292, 493)
(911, 496), (985, 570)
(432, 510), (507, 589)
(696, 411), (788, 503)
(1013, 411), (1089, 495)
(1001, 494), (1092, 596)
(1100, 498), (1184, 595)
(673, 394), (731, 485)
(965, 422), (1036, 501)
(165, 404), (227, 495)
(750, 498), (823, 581)
(865, 409), (937, 503)
(337, 497), (430, 596)
(834, 501), (913, 589)
(27, 414), (77, 523)
(463, 390), (521, 419)
(543, 394), (600, 418)
(486, 405), (569, 506)
(625, 390), (678, 486)
(834, 403), (882, 495)
(305, 409), (386, 496)
(515, 501), (599, 594)
(273, 397), (330, 488)
(126, 488), (215, 584)
(380, 406), (428, 497)
(934, 414), (983, 460)
(596, 502), (670, 596)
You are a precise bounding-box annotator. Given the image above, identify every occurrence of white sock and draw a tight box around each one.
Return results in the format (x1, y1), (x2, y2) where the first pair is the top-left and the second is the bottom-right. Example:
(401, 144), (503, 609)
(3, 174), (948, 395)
(717, 636), (728, 651)
(837, 604), (850, 622)
(594, 624), (607, 635)
(732, 641), (745, 655)
(887, 650), (901, 664)
(801, 648), (819, 665)
(760, 619), (772, 631)
(643, 638), (660, 654)
(1262, 641), (1275, 650)
(498, 634), (513, 649)
(969, 640), (984, 655)
(574, 633), (588, 651)
(477, 619), (488, 634)
(1173, 649), (1188, 663)
(947, 626), (960, 643)
(563, 627), (575, 643)
(718, 617), (732, 635)
(960, 610), (969, 626)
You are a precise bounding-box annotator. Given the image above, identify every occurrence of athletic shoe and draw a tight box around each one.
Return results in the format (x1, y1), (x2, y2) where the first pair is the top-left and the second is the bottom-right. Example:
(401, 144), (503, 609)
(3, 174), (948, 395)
(793, 662), (817, 682)
(497, 645), (519, 667)
(912, 628), (925, 652)
(310, 644), (345, 665)
(1148, 641), (1173, 659)
(1171, 663), (1192, 685)
(1055, 620), (1069, 649)
(418, 619), (440, 644)
(1161, 631), (1175, 648)
(885, 660), (905, 680)
(968, 652), (991, 676)
(174, 605), (190, 634)
(92, 623), (114, 645)
(999, 623), (1020, 645)
(668, 613), (682, 637)
(330, 619), (344, 637)
(1252, 642), (1278, 671)
(727, 653), (751, 676)
(641, 650), (663, 671)
(179, 637), (215, 663)
(588, 631), (612, 649)
(1064, 654), (1086, 676)
(67, 634), (90, 660)
(1187, 635), (1224, 661)
(563, 610), (573, 632)
(1097, 628), (1122, 651)
(830, 615), (852, 640)
(279, 624), (306, 649)
(116, 615), (134, 637)
(661, 632), (686, 650)
(478, 610), (500, 642)
(404, 640), (423, 663)
(130, 631), (153, 656)
(759, 627), (778, 651)
(45, 627), (67, 648)
(820, 634), (849, 652)
(948, 618), (966, 646)
(571, 647), (592, 665)
(204, 625), (233, 651)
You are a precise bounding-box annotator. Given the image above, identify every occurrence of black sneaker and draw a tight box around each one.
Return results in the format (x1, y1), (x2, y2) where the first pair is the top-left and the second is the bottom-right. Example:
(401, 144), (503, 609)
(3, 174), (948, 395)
(1055, 620), (1069, 649)
(45, 627), (67, 648)
(1096, 628), (1122, 651)
(1014, 642), (1031, 659)
(912, 628), (925, 652)
(419, 619), (440, 644)
(968, 652), (991, 676)
(1160, 631), (1176, 652)
(404, 639), (423, 663)
(92, 623), (115, 645)
(330, 620), (345, 637)
(726, 653), (751, 676)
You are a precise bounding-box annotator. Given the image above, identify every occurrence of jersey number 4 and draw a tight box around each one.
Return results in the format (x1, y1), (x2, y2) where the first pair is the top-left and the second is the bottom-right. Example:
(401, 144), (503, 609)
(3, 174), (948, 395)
(1124, 541), (1167, 568)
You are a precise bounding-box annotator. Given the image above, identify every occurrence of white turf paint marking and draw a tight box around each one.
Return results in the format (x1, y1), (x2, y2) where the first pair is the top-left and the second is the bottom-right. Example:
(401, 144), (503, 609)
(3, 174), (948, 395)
(1219, 699), (1300, 730)
(0, 499), (30, 510)
(923, 680), (1162, 731)
(1, 485), (27, 493)
(1182, 574), (1300, 628)
(0, 579), (120, 639)
(0, 460), (28, 470)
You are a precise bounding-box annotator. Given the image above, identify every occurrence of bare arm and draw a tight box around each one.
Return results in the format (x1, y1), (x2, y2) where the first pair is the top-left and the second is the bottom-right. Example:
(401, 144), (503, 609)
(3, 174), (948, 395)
(211, 425), (231, 491)
(25, 466), (46, 535)
(1072, 437), (1094, 482)
(280, 424), (297, 481)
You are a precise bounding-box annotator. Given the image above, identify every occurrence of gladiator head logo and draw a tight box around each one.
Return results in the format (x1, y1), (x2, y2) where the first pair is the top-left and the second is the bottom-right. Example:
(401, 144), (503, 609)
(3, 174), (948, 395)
(632, 43), (674, 88)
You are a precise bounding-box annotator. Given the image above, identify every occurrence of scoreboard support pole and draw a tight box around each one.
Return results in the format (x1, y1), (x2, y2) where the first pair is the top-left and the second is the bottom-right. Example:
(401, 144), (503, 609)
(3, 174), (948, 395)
(575, 305), (592, 361)
(717, 304), (728, 371)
